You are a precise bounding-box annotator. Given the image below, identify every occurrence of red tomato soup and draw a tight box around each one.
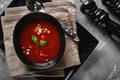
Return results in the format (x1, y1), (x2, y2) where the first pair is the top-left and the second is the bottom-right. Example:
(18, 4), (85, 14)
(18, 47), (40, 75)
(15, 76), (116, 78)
(20, 19), (61, 63)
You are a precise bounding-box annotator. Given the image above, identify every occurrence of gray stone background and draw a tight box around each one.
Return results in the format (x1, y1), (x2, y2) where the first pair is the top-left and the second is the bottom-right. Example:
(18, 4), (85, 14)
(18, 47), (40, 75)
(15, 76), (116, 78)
(0, 0), (120, 80)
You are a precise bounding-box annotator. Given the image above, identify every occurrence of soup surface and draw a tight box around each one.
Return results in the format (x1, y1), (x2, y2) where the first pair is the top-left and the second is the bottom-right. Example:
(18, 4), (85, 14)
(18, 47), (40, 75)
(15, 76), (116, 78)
(20, 19), (61, 63)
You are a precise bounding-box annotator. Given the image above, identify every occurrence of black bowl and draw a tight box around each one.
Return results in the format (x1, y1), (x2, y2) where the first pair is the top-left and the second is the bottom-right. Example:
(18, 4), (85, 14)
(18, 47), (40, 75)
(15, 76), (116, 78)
(13, 12), (65, 70)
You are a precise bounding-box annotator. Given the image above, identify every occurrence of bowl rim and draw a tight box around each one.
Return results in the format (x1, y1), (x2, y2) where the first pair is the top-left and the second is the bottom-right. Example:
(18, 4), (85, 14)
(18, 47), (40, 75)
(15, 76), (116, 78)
(13, 12), (65, 70)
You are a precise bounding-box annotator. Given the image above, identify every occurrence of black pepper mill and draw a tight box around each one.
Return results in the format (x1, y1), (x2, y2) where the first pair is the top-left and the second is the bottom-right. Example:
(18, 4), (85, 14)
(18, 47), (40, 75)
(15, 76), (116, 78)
(102, 0), (120, 18)
(80, 0), (120, 43)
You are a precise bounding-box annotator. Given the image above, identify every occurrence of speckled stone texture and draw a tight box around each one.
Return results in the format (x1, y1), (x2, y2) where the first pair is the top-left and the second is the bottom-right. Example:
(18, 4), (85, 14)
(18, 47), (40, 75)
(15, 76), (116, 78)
(1, 0), (120, 80)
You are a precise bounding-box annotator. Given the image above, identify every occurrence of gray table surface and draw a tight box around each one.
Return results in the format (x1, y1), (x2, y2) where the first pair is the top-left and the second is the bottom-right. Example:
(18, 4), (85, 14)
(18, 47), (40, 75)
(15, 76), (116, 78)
(0, 0), (120, 80)
(71, 0), (120, 80)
